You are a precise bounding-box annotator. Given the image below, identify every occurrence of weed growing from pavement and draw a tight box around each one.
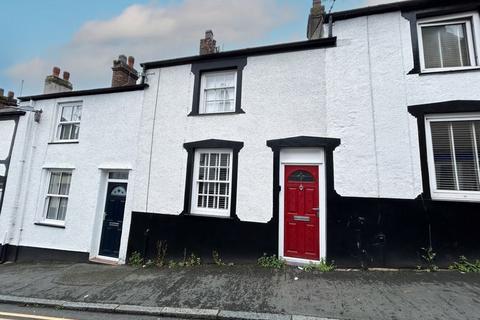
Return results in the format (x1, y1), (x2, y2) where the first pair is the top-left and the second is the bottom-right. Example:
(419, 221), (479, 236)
(168, 251), (202, 268)
(258, 254), (286, 269)
(212, 250), (234, 266)
(449, 256), (480, 273)
(128, 251), (144, 267)
(154, 240), (168, 267)
(303, 259), (336, 272)
(419, 247), (439, 272)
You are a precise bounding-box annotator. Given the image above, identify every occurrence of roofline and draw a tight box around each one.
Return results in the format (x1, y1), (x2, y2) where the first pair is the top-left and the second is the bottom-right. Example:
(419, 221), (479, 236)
(18, 83), (149, 102)
(0, 110), (26, 116)
(326, 0), (477, 22)
(141, 37), (337, 70)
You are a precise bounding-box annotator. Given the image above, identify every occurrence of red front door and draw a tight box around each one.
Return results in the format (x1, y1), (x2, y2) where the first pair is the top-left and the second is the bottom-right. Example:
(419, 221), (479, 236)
(284, 165), (320, 260)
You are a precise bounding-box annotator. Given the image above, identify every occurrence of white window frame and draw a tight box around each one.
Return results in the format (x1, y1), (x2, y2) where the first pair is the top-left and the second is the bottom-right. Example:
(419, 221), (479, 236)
(425, 112), (480, 202)
(42, 170), (73, 226)
(190, 148), (233, 218)
(417, 11), (480, 73)
(54, 101), (82, 142)
(199, 70), (237, 114)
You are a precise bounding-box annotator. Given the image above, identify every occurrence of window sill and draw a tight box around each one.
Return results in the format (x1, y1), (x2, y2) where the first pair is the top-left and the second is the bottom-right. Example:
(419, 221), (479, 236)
(188, 109), (245, 117)
(34, 222), (66, 229)
(48, 141), (79, 145)
(185, 212), (233, 219)
(418, 66), (480, 76)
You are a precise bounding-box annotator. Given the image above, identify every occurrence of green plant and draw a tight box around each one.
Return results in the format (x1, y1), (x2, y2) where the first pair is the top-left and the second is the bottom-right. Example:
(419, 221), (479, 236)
(449, 256), (480, 273)
(420, 247), (438, 272)
(303, 259), (336, 272)
(154, 240), (168, 267)
(212, 250), (225, 266)
(128, 251), (144, 267)
(258, 254), (285, 269)
(168, 252), (202, 268)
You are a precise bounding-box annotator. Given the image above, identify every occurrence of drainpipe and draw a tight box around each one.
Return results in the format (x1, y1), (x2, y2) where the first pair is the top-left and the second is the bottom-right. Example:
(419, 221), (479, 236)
(9, 100), (37, 261)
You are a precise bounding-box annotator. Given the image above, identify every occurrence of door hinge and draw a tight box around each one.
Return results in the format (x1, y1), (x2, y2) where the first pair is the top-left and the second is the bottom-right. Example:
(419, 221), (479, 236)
(276, 185), (281, 193)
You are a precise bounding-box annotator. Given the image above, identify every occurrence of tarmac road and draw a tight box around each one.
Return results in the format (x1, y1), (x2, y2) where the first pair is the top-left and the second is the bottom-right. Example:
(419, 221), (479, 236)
(0, 303), (180, 320)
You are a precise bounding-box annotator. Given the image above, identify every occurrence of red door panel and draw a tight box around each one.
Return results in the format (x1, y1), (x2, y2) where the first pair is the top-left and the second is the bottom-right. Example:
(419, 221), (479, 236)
(284, 165), (319, 260)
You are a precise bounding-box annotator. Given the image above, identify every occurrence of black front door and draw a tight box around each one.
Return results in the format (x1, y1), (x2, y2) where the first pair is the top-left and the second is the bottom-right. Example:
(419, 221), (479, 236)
(99, 182), (127, 258)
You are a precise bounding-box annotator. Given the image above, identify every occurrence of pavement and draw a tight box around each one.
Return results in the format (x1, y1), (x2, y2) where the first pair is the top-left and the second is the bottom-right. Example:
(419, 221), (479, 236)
(0, 262), (479, 320)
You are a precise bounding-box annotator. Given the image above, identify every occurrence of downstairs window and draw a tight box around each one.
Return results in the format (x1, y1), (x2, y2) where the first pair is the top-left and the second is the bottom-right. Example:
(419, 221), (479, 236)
(191, 149), (233, 217)
(426, 114), (480, 201)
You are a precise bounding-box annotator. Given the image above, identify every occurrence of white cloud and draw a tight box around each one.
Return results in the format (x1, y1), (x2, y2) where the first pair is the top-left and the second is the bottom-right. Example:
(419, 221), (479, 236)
(6, 0), (295, 95)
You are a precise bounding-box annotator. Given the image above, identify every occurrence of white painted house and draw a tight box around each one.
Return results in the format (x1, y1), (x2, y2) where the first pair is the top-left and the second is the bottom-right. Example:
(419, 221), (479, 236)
(1, 0), (480, 267)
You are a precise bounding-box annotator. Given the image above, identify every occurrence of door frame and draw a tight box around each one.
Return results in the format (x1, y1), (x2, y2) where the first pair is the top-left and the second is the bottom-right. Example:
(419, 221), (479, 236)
(90, 169), (131, 263)
(278, 148), (326, 265)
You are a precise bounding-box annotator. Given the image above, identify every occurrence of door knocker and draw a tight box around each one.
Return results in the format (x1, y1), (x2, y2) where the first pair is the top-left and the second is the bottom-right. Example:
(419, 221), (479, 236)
(299, 184), (304, 191)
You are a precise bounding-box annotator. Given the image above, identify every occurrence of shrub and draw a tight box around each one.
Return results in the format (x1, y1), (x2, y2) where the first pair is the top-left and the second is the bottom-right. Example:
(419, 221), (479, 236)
(128, 251), (143, 267)
(154, 241), (168, 267)
(303, 259), (336, 272)
(449, 256), (480, 273)
(258, 254), (285, 269)
(420, 247), (438, 272)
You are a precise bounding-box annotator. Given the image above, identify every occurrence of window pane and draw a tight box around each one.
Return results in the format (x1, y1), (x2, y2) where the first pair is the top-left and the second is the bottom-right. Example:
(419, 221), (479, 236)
(59, 173), (72, 195)
(61, 106), (73, 122)
(452, 122), (479, 191)
(70, 123), (80, 140)
(422, 23), (471, 69)
(200, 153), (208, 166)
(220, 154), (229, 166)
(46, 197), (60, 219)
(57, 198), (68, 221)
(59, 124), (72, 140)
(48, 172), (62, 194)
(108, 172), (129, 180)
(431, 122), (456, 190)
(72, 106), (82, 121)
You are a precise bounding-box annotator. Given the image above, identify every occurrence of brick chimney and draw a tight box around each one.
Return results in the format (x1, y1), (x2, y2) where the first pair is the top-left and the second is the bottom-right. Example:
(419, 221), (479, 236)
(44, 67), (73, 94)
(0, 89), (17, 108)
(111, 55), (139, 87)
(307, 0), (325, 40)
(199, 30), (219, 55)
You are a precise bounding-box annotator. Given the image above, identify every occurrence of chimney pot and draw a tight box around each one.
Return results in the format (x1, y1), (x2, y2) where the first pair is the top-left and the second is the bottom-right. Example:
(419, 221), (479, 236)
(63, 71), (70, 81)
(119, 55), (127, 64)
(53, 66), (61, 77)
(111, 54), (139, 87)
(128, 56), (135, 68)
(7, 91), (14, 99)
(200, 30), (218, 55)
(0, 88), (4, 97)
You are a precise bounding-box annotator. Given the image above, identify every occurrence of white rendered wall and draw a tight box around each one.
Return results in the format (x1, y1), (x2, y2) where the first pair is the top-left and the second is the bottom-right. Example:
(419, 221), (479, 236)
(134, 49), (328, 223)
(137, 10), (480, 224)
(0, 91), (143, 262)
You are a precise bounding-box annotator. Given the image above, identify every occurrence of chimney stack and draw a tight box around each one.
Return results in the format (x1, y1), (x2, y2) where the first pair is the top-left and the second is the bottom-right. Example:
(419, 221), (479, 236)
(307, 0), (325, 40)
(111, 55), (139, 87)
(0, 88), (17, 108)
(44, 66), (73, 94)
(200, 30), (219, 55)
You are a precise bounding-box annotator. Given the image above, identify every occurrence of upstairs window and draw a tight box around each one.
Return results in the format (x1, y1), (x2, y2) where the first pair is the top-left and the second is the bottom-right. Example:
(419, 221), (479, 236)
(418, 12), (479, 72)
(426, 113), (480, 201)
(191, 149), (233, 217)
(199, 70), (237, 114)
(56, 102), (82, 141)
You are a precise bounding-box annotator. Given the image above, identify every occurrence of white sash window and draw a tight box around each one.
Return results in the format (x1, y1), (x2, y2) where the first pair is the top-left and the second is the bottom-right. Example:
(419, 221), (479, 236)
(199, 70), (237, 114)
(191, 149), (233, 217)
